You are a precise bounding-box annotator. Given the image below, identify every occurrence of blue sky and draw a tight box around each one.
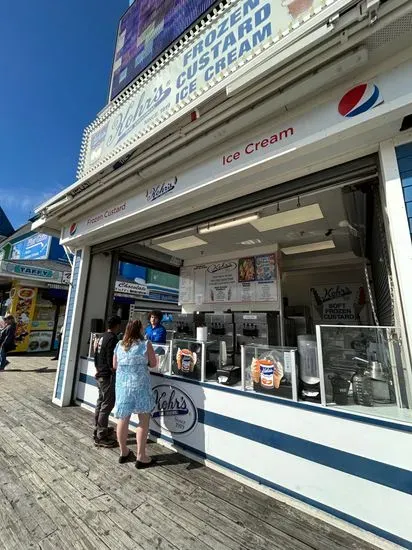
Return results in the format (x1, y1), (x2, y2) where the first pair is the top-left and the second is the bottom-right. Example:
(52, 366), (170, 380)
(0, 0), (128, 230)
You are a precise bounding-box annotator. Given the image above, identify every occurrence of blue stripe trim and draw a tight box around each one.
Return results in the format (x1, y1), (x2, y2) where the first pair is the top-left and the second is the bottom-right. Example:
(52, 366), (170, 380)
(198, 409), (412, 496)
(78, 374), (412, 495)
(77, 364), (412, 434)
(75, 394), (411, 547)
(150, 429), (412, 550)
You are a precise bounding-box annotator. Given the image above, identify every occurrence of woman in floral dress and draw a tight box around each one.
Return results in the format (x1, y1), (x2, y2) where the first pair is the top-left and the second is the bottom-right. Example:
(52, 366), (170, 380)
(113, 320), (157, 468)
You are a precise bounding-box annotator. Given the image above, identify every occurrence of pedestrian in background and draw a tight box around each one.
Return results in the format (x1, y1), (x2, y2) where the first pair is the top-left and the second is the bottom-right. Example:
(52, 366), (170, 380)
(114, 319), (157, 469)
(93, 316), (121, 447)
(0, 315), (16, 371)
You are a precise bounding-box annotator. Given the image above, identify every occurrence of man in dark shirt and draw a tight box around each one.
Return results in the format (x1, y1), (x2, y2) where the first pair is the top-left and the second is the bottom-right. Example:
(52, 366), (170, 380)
(0, 315), (16, 371)
(93, 316), (121, 447)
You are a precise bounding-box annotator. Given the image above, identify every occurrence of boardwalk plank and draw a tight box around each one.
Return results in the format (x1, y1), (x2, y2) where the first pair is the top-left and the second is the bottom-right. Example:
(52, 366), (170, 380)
(0, 356), (387, 550)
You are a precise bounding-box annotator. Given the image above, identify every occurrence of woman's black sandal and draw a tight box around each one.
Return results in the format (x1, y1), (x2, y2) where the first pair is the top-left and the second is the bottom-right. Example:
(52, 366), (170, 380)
(119, 450), (136, 464)
(135, 456), (157, 469)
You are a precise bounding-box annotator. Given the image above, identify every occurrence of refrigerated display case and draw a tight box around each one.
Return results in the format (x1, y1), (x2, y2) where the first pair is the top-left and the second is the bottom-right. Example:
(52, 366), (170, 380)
(316, 325), (408, 418)
(242, 344), (298, 401)
(171, 338), (216, 381)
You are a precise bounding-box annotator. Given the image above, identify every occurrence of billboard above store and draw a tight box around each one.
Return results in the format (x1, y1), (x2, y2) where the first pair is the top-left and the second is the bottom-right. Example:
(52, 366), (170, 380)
(79, 0), (345, 179)
(110, 0), (219, 101)
(11, 233), (51, 261)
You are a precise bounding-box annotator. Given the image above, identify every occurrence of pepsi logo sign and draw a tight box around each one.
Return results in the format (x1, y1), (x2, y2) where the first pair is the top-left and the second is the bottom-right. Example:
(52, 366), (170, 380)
(338, 83), (383, 118)
(69, 223), (77, 236)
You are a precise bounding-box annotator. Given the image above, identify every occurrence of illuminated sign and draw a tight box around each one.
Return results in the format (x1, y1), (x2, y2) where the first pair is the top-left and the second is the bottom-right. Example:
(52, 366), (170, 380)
(80, 0), (335, 178)
(110, 0), (219, 100)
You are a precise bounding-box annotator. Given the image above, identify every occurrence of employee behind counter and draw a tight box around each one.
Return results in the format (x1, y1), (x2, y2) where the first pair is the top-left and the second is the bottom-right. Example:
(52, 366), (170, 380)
(145, 310), (167, 346)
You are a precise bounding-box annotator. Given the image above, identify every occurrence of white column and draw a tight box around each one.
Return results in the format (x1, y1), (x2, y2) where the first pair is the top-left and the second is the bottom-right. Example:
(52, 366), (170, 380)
(379, 141), (412, 387)
(53, 247), (91, 407)
(78, 252), (114, 357)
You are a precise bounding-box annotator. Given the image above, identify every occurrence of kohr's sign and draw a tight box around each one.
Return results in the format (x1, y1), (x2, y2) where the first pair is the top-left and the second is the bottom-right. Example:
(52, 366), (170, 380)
(80, 0), (329, 177)
(146, 177), (177, 202)
(151, 385), (198, 435)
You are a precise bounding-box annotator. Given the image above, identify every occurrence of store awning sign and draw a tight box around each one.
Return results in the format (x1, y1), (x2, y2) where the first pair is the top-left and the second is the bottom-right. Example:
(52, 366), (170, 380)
(61, 60), (412, 244)
(115, 280), (148, 296)
(79, 0), (342, 178)
(0, 261), (63, 282)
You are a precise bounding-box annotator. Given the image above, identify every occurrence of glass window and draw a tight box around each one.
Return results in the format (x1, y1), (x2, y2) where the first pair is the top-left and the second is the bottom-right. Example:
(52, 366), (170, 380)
(316, 325), (411, 422)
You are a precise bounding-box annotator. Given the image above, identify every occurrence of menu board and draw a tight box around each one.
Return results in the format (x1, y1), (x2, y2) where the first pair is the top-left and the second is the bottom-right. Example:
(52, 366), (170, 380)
(178, 267), (194, 304)
(179, 253), (278, 305)
(206, 261), (239, 303)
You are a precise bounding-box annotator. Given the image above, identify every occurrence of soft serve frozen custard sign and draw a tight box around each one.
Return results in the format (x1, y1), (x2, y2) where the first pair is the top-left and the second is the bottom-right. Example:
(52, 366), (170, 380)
(80, 0), (331, 177)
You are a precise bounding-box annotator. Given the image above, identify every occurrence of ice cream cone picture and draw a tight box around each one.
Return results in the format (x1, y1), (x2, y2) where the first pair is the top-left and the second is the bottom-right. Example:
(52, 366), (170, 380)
(251, 358), (260, 384)
(282, 0), (314, 19)
(311, 287), (324, 320)
(273, 361), (284, 389)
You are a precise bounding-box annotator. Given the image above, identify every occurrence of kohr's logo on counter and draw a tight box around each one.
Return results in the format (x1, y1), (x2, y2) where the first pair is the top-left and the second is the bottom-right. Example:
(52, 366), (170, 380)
(69, 223), (77, 236)
(152, 385), (197, 435)
(338, 83), (383, 118)
(146, 177), (177, 203)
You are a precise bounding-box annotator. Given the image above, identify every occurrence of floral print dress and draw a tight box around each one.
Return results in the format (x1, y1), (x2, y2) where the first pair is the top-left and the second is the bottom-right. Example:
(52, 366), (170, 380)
(114, 340), (155, 418)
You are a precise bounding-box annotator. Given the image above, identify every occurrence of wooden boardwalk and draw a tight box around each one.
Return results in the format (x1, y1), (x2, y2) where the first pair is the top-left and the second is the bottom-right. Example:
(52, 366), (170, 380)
(0, 355), (395, 550)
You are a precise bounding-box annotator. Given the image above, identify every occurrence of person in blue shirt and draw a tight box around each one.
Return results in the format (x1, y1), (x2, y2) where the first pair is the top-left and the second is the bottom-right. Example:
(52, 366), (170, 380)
(145, 310), (167, 345)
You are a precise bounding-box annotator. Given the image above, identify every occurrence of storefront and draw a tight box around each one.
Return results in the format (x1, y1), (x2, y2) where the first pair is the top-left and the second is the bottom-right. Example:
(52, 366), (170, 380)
(33, 0), (412, 547)
(111, 261), (180, 334)
(0, 229), (70, 352)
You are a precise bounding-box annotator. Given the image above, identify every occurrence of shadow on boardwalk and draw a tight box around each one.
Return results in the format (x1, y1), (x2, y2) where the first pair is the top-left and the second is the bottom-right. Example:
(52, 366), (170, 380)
(0, 355), (394, 550)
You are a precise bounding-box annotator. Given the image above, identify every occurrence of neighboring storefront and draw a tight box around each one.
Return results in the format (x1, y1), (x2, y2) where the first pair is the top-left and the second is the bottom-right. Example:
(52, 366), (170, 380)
(0, 227), (71, 352)
(112, 261), (180, 333)
(32, 0), (412, 547)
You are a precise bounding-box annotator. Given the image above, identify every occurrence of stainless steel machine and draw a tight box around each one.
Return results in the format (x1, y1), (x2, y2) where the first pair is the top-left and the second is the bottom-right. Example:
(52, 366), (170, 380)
(171, 312), (205, 339)
(205, 313), (236, 368)
(234, 312), (281, 364)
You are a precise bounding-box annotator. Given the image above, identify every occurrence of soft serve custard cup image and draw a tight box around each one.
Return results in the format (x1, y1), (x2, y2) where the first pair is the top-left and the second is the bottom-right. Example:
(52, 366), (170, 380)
(252, 357), (284, 390)
(176, 348), (197, 374)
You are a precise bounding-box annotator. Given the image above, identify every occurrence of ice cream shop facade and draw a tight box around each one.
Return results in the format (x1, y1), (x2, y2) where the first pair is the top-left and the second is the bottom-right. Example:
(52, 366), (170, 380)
(34, 0), (412, 547)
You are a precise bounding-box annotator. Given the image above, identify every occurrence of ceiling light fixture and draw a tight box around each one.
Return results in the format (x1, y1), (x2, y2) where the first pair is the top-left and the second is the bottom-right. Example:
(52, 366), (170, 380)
(281, 240), (335, 255)
(252, 204), (324, 232)
(239, 239), (262, 246)
(198, 214), (259, 234)
(157, 235), (207, 251)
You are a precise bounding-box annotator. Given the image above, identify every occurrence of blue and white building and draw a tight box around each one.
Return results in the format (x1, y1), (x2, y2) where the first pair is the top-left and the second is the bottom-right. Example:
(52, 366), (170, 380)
(33, 1), (412, 547)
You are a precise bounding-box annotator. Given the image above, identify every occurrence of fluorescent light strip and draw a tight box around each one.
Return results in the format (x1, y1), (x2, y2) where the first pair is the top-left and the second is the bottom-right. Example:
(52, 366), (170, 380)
(252, 204), (323, 232)
(157, 235), (207, 251)
(282, 240), (335, 255)
(199, 214), (259, 234)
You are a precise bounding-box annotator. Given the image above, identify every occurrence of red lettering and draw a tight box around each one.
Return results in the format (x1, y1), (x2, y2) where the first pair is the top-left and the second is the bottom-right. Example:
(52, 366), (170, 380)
(261, 138), (269, 147)
(245, 143), (254, 154)
(223, 151), (241, 165)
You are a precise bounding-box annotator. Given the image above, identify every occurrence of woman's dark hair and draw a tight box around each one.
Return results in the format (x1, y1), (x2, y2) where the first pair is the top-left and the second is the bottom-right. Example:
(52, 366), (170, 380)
(121, 320), (144, 351)
(148, 310), (163, 322)
(108, 316), (121, 329)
